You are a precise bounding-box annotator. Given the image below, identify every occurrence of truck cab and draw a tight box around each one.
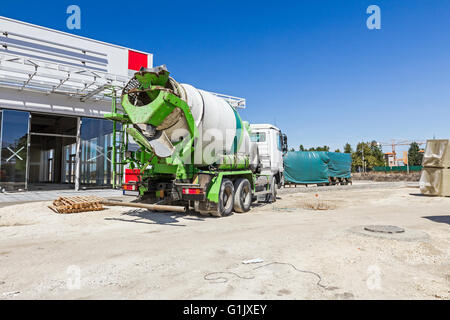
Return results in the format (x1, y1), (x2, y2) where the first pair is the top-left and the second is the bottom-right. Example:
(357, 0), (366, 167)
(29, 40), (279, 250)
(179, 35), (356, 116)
(249, 124), (288, 188)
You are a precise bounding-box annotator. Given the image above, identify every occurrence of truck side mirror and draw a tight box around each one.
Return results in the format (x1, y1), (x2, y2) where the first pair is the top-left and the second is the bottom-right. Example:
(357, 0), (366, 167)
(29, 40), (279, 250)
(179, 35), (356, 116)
(282, 133), (288, 153)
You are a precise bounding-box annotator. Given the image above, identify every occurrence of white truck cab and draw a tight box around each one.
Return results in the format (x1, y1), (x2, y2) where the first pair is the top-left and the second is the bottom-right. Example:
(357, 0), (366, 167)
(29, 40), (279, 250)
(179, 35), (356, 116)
(250, 124), (288, 190)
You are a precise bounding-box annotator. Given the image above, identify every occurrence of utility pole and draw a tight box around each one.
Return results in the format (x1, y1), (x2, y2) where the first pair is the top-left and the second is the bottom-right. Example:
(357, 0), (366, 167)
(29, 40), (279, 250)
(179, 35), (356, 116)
(406, 150), (409, 174)
(362, 143), (365, 173)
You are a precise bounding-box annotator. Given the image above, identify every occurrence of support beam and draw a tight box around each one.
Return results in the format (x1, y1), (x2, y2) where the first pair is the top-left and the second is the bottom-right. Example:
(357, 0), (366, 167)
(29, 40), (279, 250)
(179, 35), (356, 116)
(74, 117), (81, 191)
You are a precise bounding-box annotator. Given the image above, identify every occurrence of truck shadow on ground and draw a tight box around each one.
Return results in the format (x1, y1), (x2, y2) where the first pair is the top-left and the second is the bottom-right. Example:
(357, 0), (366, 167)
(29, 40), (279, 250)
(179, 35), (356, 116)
(422, 215), (450, 226)
(104, 209), (206, 226)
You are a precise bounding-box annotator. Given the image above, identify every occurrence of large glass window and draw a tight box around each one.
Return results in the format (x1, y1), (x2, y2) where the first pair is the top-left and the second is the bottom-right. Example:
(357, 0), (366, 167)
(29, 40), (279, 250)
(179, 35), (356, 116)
(0, 110), (29, 191)
(80, 118), (121, 186)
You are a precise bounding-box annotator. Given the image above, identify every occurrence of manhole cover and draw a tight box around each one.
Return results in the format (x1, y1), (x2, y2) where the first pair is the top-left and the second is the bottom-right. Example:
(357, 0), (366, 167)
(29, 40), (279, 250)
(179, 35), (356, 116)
(348, 225), (428, 241)
(364, 225), (405, 234)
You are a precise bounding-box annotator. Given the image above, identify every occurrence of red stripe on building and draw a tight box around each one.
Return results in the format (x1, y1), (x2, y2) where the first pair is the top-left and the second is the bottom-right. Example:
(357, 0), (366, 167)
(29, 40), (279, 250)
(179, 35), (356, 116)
(128, 50), (148, 71)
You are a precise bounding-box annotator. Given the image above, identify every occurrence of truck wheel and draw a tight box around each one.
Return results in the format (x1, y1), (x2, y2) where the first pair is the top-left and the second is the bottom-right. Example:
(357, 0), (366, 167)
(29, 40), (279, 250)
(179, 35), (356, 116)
(217, 178), (234, 217)
(266, 176), (277, 203)
(233, 178), (252, 213)
(278, 174), (284, 188)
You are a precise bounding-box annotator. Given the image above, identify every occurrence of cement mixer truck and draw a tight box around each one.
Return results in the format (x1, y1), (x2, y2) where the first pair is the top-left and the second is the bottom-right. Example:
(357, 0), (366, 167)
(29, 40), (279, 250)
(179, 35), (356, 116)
(105, 65), (288, 217)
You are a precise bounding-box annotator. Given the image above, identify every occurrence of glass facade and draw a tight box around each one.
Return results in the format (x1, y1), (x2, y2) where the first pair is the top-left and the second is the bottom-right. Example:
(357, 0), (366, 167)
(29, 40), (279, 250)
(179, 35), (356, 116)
(0, 110), (121, 191)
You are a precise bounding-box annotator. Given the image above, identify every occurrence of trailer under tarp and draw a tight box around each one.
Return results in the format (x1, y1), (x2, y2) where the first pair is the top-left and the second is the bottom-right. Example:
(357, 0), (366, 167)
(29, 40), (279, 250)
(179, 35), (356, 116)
(327, 152), (352, 179)
(283, 151), (330, 184)
(283, 151), (351, 184)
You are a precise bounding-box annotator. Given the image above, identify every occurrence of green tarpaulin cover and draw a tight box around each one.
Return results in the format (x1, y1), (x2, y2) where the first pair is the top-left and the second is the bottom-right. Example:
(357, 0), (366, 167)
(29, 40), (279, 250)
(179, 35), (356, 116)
(327, 152), (352, 178)
(283, 151), (351, 184)
(283, 151), (330, 184)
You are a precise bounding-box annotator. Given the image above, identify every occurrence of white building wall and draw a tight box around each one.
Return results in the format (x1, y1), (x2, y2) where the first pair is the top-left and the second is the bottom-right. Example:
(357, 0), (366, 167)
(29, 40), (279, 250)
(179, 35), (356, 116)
(0, 16), (152, 76)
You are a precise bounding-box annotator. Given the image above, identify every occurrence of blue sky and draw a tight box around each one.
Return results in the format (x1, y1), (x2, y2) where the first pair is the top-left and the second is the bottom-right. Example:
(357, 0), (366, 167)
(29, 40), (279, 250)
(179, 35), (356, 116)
(1, 0), (449, 153)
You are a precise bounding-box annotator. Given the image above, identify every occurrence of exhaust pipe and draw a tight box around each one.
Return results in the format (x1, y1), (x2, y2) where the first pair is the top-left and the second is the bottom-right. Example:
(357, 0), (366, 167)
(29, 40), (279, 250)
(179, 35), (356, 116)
(102, 200), (186, 213)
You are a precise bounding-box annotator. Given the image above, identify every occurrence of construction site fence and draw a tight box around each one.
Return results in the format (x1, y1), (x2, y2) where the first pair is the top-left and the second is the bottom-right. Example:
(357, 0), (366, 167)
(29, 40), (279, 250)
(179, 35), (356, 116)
(372, 166), (423, 172)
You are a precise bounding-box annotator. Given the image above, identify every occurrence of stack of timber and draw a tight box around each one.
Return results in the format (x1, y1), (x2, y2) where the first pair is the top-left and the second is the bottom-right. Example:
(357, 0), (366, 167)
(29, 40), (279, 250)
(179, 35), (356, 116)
(49, 196), (104, 213)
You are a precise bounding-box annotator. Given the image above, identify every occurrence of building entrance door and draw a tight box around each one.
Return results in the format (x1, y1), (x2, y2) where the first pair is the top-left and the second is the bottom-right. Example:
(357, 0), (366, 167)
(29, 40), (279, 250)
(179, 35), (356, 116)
(27, 113), (78, 190)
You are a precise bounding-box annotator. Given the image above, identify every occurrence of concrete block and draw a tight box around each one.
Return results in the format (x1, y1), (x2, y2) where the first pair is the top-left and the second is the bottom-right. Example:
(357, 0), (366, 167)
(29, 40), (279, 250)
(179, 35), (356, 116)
(422, 139), (450, 168)
(419, 167), (450, 196)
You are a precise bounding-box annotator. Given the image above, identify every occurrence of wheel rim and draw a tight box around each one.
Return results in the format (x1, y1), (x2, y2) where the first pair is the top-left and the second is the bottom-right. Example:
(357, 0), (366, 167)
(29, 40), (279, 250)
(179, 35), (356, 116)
(223, 186), (232, 209)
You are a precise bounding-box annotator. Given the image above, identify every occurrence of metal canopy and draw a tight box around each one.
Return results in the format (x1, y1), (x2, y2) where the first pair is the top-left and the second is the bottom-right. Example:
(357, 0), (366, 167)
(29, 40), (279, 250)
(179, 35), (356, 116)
(0, 29), (245, 107)
(0, 51), (246, 107)
(208, 91), (246, 109)
(0, 51), (127, 102)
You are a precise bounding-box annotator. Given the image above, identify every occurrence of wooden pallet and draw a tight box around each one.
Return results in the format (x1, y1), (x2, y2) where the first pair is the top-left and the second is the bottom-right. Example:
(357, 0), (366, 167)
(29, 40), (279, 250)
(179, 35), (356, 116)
(48, 195), (187, 214)
(48, 195), (105, 214)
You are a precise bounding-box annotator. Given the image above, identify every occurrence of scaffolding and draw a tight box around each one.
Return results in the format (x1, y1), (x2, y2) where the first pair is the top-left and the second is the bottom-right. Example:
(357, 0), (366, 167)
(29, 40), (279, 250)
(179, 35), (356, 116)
(105, 88), (128, 189)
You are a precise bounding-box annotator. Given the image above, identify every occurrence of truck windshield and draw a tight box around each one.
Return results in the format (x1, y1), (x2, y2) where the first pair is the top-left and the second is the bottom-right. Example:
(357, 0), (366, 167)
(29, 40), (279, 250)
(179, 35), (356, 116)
(250, 132), (266, 142)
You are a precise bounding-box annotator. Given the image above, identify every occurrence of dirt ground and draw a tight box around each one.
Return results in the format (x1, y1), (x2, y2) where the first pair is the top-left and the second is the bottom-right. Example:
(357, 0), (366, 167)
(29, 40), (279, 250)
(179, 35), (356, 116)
(0, 182), (448, 300)
(352, 171), (421, 182)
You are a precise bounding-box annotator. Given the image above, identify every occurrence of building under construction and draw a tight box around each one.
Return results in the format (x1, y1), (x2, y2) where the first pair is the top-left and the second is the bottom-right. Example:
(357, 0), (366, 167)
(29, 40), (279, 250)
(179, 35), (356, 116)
(0, 16), (152, 191)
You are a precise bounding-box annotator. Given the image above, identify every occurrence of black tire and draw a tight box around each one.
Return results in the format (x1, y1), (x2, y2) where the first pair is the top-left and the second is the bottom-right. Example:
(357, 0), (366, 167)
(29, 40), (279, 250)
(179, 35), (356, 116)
(278, 174), (284, 188)
(265, 176), (277, 203)
(233, 178), (252, 213)
(217, 178), (234, 217)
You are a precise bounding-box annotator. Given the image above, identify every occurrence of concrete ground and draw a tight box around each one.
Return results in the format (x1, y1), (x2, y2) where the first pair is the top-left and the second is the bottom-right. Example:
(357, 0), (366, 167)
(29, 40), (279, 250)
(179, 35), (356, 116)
(0, 182), (448, 300)
(0, 189), (122, 206)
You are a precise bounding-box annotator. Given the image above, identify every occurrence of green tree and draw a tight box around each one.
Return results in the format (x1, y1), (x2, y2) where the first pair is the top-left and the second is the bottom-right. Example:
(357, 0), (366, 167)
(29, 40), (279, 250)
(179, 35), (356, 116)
(343, 143), (353, 153)
(299, 145), (305, 151)
(351, 141), (385, 172)
(308, 145), (330, 152)
(289, 147), (295, 152)
(408, 142), (423, 166)
(370, 140), (385, 165)
(334, 149), (341, 153)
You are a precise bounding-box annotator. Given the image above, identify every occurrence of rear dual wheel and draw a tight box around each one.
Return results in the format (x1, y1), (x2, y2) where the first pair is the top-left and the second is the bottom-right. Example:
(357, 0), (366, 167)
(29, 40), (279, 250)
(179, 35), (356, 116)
(215, 179), (234, 217)
(233, 178), (252, 213)
(215, 178), (252, 217)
